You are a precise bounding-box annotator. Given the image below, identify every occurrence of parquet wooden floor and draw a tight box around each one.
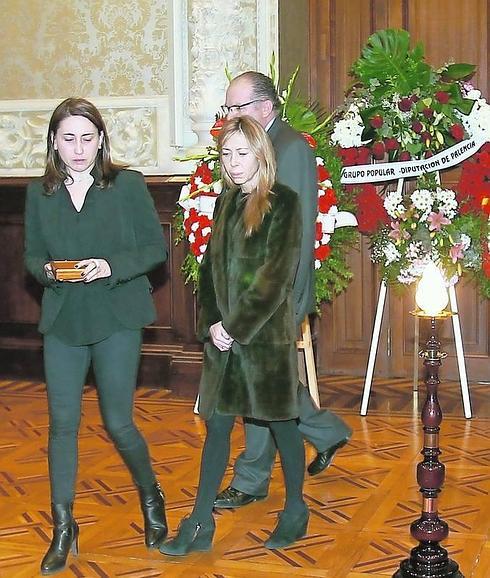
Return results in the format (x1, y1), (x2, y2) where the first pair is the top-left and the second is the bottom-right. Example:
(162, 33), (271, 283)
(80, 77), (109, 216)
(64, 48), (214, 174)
(0, 376), (488, 577)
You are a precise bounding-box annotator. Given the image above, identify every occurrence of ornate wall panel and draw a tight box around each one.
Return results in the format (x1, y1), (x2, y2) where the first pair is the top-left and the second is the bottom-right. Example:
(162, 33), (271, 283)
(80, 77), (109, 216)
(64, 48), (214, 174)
(0, 0), (168, 99)
(0, 97), (194, 176)
(1, 1), (278, 172)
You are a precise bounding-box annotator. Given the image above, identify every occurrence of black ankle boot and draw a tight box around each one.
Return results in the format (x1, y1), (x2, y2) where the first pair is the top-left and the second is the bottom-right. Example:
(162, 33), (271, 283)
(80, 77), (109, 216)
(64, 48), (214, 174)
(264, 504), (309, 549)
(138, 482), (168, 548)
(40, 502), (79, 575)
(159, 515), (215, 556)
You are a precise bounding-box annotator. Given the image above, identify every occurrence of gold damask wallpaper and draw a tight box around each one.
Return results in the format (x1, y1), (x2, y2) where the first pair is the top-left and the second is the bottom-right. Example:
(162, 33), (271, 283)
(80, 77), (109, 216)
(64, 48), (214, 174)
(0, 0), (168, 99)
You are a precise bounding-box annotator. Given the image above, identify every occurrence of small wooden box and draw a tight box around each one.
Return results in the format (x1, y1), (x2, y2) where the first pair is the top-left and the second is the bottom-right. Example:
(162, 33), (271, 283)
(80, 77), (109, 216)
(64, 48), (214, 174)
(50, 260), (83, 281)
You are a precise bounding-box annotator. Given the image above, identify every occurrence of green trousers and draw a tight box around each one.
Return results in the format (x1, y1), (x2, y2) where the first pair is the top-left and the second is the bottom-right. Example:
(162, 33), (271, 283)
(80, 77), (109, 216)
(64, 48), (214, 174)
(43, 329), (156, 503)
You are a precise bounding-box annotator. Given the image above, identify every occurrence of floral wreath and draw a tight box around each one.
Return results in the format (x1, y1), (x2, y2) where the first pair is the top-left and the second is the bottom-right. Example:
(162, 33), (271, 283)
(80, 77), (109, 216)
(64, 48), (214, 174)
(329, 29), (490, 297)
(175, 67), (358, 307)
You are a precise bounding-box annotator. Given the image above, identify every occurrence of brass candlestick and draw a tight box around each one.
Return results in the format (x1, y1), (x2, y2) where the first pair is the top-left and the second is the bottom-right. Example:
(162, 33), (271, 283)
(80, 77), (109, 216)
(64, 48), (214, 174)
(393, 312), (463, 578)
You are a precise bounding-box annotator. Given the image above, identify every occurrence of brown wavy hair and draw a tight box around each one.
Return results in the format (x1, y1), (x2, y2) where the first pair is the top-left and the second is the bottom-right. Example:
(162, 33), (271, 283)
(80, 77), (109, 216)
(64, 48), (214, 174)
(217, 116), (276, 237)
(42, 97), (125, 195)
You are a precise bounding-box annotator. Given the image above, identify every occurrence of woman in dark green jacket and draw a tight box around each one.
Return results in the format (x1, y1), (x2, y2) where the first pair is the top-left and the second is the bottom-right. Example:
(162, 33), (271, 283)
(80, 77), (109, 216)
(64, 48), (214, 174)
(24, 98), (168, 575)
(160, 117), (308, 556)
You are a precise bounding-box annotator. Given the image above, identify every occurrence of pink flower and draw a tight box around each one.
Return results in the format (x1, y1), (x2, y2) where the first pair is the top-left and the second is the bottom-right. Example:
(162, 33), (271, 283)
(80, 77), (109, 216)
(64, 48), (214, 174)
(388, 221), (410, 241)
(450, 243), (465, 263)
(427, 210), (451, 231)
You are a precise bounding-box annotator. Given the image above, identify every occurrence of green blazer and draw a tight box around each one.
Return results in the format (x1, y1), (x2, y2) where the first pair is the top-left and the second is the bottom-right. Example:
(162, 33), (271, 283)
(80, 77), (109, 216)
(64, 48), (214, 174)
(268, 118), (318, 322)
(196, 183), (301, 421)
(24, 170), (167, 336)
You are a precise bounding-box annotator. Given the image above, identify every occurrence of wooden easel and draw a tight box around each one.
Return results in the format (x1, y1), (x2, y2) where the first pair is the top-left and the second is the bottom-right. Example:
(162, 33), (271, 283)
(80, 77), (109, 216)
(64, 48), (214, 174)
(359, 176), (473, 419)
(297, 316), (321, 409)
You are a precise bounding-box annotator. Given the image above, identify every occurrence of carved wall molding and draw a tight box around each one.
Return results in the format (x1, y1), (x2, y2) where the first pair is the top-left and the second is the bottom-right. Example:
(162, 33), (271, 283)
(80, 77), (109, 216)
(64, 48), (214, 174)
(169, 0), (278, 151)
(0, 96), (193, 176)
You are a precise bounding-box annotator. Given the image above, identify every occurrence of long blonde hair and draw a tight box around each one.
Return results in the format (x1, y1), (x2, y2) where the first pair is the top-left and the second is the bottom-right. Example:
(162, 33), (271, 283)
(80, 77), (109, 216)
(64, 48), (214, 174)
(218, 116), (276, 237)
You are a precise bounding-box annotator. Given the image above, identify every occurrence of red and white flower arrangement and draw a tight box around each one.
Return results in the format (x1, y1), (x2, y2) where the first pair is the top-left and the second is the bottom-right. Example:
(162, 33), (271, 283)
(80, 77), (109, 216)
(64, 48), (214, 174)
(176, 70), (358, 305)
(178, 158), (220, 264)
(328, 28), (490, 296)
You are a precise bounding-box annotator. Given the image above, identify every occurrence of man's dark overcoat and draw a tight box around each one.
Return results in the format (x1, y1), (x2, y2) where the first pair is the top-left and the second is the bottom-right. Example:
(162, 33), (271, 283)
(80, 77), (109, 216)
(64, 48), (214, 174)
(196, 182), (301, 421)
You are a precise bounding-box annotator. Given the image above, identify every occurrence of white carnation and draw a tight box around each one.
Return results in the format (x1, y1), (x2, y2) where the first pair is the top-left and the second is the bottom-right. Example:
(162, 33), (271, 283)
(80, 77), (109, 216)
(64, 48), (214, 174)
(384, 190), (404, 218)
(457, 98), (490, 141)
(460, 233), (471, 250)
(383, 243), (401, 265)
(435, 187), (458, 218)
(331, 106), (366, 148)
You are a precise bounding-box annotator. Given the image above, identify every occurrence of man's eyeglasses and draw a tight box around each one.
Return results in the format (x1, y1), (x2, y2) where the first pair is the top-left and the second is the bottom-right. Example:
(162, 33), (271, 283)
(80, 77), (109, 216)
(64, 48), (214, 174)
(221, 99), (265, 115)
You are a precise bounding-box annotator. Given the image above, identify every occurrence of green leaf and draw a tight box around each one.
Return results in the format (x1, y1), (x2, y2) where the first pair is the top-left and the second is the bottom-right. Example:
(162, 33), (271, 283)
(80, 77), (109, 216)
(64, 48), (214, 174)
(454, 98), (476, 115)
(406, 142), (423, 155)
(285, 100), (319, 132)
(351, 29), (432, 95)
(443, 63), (476, 81)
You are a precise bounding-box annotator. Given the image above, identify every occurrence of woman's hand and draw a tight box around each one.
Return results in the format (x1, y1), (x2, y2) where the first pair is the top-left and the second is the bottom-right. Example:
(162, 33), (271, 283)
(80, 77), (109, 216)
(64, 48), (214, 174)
(209, 321), (234, 351)
(44, 262), (55, 281)
(76, 258), (112, 283)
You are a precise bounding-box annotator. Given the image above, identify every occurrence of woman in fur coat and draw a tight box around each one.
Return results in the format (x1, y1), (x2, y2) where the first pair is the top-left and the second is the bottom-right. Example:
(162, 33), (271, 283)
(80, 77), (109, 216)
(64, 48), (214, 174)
(160, 116), (308, 556)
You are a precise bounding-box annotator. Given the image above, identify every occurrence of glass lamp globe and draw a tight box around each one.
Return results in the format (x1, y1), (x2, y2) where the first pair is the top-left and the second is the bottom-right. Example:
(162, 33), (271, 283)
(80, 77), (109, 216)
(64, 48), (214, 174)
(415, 261), (449, 316)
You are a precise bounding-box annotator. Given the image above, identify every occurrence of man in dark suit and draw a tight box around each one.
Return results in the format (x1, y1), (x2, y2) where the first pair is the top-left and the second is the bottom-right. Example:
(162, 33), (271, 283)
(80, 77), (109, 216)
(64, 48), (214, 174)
(213, 71), (352, 509)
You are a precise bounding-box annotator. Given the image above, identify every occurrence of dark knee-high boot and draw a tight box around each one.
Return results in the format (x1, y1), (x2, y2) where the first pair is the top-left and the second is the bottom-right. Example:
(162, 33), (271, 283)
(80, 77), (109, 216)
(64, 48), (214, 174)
(138, 482), (168, 548)
(41, 502), (79, 575)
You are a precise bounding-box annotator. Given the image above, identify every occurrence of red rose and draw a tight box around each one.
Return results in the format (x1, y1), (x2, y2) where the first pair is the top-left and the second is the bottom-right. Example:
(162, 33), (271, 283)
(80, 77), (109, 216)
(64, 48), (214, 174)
(435, 91), (450, 104)
(398, 98), (412, 112)
(338, 147), (359, 166)
(317, 164), (330, 182)
(425, 150), (434, 159)
(315, 221), (323, 240)
(183, 208), (199, 235)
(384, 138), (400, 151)
(399, 151), (411, 162)
(315, 244), (332, 261)
(411, 120), (423, 134)
(411, 95), (420, 103)
(450, 123), (465, 142)
(370, 115), (383, 129)
(193, 162), (213, 184)
(372, 141), (385, 160)
(357, 147), (371, 164)
(421, 131), (431, 146)
(339, 146), (371, 166)
(318, 188), (338, 213)
(302, 132), (317, 148)
(423, 107), (434, 119)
